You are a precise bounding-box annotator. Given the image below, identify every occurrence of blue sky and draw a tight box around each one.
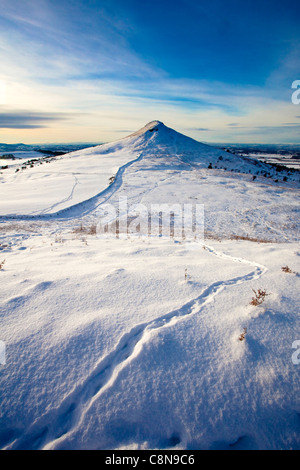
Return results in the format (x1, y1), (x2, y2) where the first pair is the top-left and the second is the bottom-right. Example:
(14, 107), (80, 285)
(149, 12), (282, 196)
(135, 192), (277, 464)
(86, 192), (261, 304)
(0, 0), (300, 143)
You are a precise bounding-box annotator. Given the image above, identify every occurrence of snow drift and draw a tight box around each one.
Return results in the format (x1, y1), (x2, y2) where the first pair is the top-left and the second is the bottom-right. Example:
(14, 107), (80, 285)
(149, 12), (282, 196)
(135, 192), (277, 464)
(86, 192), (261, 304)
(0, 121), (299, 450)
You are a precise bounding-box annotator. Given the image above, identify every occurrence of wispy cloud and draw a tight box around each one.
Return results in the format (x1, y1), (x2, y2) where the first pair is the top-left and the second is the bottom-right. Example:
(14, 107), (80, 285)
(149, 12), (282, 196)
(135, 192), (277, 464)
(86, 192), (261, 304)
(0, 0), (299, 143)
(0, 0), (164, 84)
(188, 128), (211, 131)
(0, 110), (72, 129)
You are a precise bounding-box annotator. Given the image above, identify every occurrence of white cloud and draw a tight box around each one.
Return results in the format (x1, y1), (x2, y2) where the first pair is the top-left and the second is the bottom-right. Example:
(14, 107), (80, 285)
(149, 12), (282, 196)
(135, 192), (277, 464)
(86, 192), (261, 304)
(0, 0), (299, 143)
(0, 80), (6, 105)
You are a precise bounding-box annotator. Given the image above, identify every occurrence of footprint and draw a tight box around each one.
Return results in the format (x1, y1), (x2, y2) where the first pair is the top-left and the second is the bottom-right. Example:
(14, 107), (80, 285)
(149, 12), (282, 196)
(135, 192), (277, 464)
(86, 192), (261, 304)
(16, 426), (49, 450)
(33, 281), (53, 291)
(10, 246), (266, 450)
(0, 428), (22, 448)
(6, 295), (26, 307)
(167, 433), (181, 447)
(211, 434), (257, 450)
(229, 435), (257, 450)
(54, 403), (77, 439)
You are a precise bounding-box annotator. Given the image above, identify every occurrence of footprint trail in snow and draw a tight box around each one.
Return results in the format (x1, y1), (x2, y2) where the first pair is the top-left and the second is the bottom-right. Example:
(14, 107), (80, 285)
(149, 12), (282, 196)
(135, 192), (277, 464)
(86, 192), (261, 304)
(6, 244), (267, 450)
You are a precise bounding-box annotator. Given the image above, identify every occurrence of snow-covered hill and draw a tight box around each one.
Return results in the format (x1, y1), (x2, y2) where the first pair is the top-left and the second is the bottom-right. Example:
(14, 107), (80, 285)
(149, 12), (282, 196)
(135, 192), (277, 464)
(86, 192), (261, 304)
(0, 121), (299, 450)
(0, 121), (298, 220)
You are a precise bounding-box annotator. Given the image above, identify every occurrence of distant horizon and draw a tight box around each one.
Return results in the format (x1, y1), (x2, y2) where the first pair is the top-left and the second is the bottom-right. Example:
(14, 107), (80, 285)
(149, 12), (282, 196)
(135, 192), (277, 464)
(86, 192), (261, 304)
(1, 139), (300, 148)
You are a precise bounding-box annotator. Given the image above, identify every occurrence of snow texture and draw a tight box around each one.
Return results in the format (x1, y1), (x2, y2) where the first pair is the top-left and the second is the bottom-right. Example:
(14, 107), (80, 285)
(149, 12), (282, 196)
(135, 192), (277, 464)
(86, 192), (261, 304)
(0, 121), (299, 450)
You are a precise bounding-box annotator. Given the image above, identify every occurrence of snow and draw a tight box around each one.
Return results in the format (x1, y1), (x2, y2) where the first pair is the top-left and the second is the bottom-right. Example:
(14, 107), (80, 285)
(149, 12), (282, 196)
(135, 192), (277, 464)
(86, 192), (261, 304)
(0, 121), (299, 450)
(0, 121), (298, 218)
(242, 153), (300, 170)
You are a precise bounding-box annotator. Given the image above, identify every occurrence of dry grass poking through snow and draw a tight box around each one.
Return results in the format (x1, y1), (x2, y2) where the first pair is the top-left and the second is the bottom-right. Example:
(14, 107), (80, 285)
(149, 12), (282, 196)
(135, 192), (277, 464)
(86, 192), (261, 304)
(0, 222), (49, 233)
(229, 234), (273, 243)
(72, 223), (97, 235)
(250, 288), (271, 306)
(281, 265), (298, 275)
(239, 327), (247, 342)
(204, 231), (276, 244)
(282, 265), (292, 273)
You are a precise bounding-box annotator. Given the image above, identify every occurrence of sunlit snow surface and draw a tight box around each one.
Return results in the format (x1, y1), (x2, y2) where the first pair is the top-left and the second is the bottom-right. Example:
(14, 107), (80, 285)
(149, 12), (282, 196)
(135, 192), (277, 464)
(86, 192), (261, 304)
(0, 122), (299, 450)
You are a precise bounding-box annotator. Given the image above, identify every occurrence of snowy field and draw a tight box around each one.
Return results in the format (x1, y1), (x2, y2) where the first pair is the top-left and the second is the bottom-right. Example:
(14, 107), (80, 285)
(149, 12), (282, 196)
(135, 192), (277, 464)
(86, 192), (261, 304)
(241, 153), (300, 170)
(0, 121), (299, 450)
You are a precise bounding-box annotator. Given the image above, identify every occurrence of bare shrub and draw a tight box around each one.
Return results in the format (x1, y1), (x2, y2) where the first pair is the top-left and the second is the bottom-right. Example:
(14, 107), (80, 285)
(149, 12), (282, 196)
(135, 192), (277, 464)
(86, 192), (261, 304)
(250, 288), (270, 306)
(204, 231), (275, 243)
(88, 224), (97, 235)
(0, 222), (46, 233)
(230, 235), (272, 243)
(281, 265), (292, 274)
(72, 223), (86, 234)
(0, 259), (5, 270)
(72, 223), (97, 235)
(239, 327), (247, 342)
(281, 265), (298, 275)
(184, 268), (191, 281)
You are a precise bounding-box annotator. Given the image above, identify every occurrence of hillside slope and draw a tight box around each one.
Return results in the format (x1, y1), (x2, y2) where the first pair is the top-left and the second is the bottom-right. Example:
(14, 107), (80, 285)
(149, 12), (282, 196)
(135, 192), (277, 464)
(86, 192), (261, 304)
(0, 121), (298, 218)
(0, 122), (299, 450)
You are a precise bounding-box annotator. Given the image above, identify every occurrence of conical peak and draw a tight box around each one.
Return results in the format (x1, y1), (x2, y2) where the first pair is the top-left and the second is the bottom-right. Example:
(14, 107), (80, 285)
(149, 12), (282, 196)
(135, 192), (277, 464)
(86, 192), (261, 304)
(128, 121), (165, 138)
(144, 120), (164, 130)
